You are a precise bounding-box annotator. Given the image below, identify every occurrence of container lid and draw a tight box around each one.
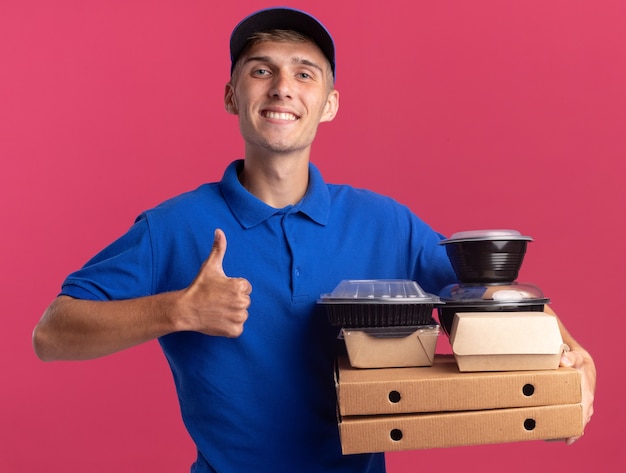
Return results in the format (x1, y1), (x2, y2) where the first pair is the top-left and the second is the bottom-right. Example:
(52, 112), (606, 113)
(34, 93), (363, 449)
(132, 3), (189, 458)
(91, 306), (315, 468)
(439, 282), (549, 304)
(319, 279), (441, 304)
(439, 229), (533, 244)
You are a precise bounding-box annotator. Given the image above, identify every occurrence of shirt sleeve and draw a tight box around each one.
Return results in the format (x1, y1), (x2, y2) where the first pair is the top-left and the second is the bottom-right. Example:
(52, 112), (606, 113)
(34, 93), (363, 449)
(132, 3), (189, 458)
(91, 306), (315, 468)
(405, 208), (458, 294)
(60, 214), (155, 301)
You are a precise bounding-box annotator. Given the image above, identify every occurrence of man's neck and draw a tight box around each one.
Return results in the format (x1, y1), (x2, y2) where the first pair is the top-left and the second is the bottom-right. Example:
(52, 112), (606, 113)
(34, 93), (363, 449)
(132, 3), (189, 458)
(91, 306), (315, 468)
(238, 152), (310, 208)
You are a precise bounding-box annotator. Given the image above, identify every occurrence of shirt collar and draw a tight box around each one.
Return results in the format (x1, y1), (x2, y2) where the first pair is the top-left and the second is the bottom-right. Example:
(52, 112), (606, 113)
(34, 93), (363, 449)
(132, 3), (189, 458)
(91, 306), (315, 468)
(220, 160), (330, 229)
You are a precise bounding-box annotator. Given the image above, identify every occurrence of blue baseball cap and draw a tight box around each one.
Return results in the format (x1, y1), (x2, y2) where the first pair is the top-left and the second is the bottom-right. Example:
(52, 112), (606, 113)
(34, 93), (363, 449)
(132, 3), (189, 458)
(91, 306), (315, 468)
(229, 7), (336, 79)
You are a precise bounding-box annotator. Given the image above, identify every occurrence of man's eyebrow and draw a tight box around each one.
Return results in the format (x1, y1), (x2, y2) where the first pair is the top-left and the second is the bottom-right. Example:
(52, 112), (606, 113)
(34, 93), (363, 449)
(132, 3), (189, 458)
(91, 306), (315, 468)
(293, 58), (324, 73)
(243, 55), (272, 66)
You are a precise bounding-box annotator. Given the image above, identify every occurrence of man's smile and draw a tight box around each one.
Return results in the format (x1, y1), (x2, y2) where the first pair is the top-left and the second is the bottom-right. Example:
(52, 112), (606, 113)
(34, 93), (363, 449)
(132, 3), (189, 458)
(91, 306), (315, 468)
(261, 110), (299, 121)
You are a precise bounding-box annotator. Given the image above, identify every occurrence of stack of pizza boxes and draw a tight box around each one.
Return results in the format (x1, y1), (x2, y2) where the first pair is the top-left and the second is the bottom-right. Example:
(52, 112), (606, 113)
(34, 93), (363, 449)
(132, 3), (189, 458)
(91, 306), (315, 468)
(319, 231), (583, 454)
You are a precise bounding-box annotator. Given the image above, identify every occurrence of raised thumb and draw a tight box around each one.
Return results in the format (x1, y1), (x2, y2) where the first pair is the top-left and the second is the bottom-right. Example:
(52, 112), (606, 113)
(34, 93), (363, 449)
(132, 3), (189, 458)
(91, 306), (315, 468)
(206, 228), (227, 276)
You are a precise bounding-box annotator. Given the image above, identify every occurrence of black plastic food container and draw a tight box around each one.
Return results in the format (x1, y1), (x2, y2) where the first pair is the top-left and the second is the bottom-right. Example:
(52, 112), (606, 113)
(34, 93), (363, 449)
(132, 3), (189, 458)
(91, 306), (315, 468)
(318, 279), (441, 328)
(436, 282), (550, 336)
(439, 230), (533, 284)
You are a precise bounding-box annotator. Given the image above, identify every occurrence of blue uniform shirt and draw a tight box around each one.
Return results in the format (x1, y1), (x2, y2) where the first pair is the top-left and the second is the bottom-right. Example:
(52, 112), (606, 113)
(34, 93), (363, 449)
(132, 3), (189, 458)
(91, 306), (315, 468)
(61, 160), (456, 473)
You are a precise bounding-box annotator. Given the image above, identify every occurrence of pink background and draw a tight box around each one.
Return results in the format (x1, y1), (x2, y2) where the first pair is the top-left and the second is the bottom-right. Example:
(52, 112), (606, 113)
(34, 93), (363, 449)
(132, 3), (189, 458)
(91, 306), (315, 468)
(2, 1), (624, 471)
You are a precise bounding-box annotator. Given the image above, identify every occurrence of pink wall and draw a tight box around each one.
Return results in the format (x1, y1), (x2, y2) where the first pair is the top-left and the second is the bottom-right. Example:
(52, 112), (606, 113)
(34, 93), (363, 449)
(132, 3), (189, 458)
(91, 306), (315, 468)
(2, 1), (624, 471)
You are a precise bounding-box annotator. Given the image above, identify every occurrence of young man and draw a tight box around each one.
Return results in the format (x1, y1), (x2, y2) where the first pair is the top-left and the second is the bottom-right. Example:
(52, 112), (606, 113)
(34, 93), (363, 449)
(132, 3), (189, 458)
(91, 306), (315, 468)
(33, 7), (596, 472)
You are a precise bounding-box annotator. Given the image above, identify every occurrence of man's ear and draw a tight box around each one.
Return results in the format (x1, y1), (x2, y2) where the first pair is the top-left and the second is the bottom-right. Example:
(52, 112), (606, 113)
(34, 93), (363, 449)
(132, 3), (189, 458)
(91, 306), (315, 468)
(320, 89), (339, 123)
(224, 83), (238, 115)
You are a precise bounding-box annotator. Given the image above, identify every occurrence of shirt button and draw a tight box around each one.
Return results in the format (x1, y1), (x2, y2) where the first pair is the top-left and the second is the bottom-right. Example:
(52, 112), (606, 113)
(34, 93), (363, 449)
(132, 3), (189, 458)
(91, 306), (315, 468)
(295, 268), (301, 277)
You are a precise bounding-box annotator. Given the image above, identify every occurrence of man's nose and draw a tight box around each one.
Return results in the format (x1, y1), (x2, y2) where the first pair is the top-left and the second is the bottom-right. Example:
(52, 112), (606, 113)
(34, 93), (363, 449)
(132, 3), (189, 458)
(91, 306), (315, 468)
(269, 71), (293, 99)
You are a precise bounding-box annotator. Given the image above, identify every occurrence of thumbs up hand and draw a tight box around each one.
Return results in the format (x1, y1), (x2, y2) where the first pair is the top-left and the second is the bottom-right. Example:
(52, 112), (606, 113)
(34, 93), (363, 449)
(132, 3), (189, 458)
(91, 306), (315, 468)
(177, 229), (252, 337)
